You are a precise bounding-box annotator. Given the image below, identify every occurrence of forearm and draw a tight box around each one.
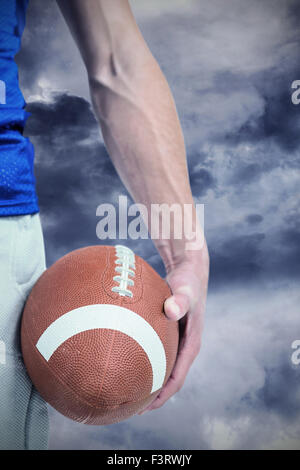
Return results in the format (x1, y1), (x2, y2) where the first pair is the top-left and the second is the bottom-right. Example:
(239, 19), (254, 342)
(91, 60), (190, 207)
(56, 0), (207, 268)
(89, 57), (204, 265)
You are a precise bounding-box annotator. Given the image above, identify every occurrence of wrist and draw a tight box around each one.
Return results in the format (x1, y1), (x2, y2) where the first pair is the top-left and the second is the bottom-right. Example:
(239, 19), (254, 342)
(153, 219), (208, 274)
(154, 203), (205, 263)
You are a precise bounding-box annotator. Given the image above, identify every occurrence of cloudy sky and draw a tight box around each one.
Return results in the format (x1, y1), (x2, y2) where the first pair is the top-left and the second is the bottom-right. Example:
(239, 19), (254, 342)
(16, 0), (300, 450)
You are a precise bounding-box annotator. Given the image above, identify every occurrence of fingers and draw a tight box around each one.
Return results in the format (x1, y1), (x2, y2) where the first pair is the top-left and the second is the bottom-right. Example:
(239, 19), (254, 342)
(164, 294), (188, 321)
(138, 375), (179, 414)
(138, 310), (203, 415)
(138, 338), (198, 414)
(164, 285), (197, 321)
(140, 259), (207, 415)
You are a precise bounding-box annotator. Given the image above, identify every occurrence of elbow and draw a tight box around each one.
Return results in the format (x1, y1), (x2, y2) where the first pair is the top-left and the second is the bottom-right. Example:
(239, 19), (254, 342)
(88, 44), (157, 95)
(88, 52), (119, 91)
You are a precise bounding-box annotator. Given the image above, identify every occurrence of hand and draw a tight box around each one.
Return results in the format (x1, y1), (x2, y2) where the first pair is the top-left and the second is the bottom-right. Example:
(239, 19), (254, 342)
(138, 241), (209, 414)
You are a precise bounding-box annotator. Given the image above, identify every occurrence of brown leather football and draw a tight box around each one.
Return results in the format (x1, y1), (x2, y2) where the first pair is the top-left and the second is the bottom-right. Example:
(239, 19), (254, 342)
(21, 244), (179, 425)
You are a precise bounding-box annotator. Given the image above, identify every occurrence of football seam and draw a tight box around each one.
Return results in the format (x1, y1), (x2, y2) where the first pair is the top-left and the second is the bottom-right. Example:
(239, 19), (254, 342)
(102, 246), (144, 304)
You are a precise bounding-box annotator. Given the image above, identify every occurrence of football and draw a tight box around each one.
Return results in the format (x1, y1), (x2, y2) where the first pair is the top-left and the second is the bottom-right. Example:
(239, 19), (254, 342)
(21, 244), (179, 425)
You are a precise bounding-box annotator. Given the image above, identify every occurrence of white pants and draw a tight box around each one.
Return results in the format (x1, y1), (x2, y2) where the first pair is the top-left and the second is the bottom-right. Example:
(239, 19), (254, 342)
(0, 214), (49, 450)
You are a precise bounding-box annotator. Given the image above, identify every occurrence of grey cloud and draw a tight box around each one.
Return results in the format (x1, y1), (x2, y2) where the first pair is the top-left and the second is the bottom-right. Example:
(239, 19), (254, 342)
(24, 93), (122, 265)
(256, 362), (300, 420)
(246, 214), (263, 225)
(190, 167), (215, 197)
(231, 163), (263, 185)
(209, 233), (266, 284)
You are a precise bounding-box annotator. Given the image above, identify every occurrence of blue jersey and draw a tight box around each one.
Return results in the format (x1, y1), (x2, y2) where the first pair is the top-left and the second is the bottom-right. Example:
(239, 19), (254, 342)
(0, 0), (39, 216)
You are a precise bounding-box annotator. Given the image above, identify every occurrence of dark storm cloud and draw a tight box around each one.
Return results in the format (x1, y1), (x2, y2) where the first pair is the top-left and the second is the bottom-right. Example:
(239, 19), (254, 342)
(24, 93), (123, 265)
(224, 73), (300, 153)
(190, 167), (215, 197)
(256, 362), (300, 420)
(216, 1), (300, 154)
(209, 233), (266, 284)
(281, 228), (300, 251)
(208, 224), (300, 285)
(26, 93), (96, 141)
(246, 214), (263, 225)
(260, 88), (300, 153)
(231, 163), (263, 185)
(287, 0), (300, 31)
(277, 229), (300, 278)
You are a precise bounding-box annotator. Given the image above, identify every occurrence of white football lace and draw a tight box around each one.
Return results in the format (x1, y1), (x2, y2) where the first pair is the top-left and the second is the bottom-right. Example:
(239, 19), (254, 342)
(111, 245), (135, 298)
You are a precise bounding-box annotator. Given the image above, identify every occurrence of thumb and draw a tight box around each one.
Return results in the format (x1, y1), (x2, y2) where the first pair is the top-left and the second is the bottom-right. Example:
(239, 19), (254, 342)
(164, 286), (195, 321)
